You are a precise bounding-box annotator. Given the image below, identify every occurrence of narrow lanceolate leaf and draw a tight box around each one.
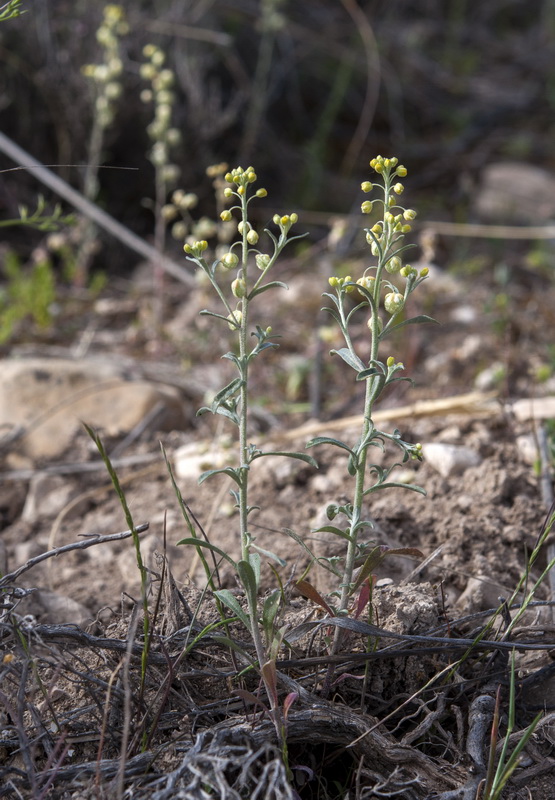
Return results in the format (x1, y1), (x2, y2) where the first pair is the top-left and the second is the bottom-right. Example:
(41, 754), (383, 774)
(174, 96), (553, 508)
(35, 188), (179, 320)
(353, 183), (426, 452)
(248, 280), (288, 300)
(251, 542), (287, 567)
(237, 559), (259, 613)
(363, 481), (426, 496)
(176, 537), (237, 567)
(262, 589), (282, 633)
(330, 347), (366, 372)
(356, 367), (380, 381)
(249, 450), (319, 468)
(198, 466), (243, 487)
(197, 405), (240, 426)
(295, 580), (336, 616)
(312, 525), (353, 542)
(214, 589), (251, 630)
(211, 377), (244, 410)
(380, 315), (438, 339)
(305, 436), (357, 460)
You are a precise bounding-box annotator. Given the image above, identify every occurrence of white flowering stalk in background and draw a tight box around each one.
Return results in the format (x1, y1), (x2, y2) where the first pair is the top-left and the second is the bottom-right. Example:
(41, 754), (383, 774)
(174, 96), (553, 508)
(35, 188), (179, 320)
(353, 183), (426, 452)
(77, 5), (128, 285)
(140, 44), (185, 330)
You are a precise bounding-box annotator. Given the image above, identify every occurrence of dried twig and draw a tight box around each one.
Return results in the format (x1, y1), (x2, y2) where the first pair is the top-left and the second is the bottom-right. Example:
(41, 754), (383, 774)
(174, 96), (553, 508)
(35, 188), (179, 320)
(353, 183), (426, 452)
(0, 525), (148, 588)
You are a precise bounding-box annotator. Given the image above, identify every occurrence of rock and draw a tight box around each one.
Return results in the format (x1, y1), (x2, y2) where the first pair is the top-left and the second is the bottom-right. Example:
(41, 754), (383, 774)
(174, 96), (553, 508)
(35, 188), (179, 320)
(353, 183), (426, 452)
(511, 396), (555, 422)
(173, 440), (230, 480)
(0, 358), (188, 461)
(476, 162), (555, 223)
(422, 442), (482, 478)
(515, 433), (539, 466)
(455, 575), (507, 614)
(474, 362), (505, 391)
(16, 588), (91, 627)
(21, 473), (77, 522)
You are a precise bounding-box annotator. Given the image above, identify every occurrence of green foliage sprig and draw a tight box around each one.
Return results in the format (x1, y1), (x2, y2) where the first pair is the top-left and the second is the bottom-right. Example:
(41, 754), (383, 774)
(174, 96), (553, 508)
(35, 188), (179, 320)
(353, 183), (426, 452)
(0, 195), (74, 232)
(307, 155), (436, 632)
(0, 0), (25, 22)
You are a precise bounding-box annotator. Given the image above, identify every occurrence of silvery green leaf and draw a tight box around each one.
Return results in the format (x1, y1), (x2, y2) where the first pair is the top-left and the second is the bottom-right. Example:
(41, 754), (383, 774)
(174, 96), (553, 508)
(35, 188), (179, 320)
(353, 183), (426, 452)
(330, 347), (366, 372)
(248, 280), (288, 300)
(305, 436), (357, 460)
(249, 450), (318, 468)
(214, 589), (251, 629)
(312, 525), (353, 542)
(251, 542), (287, 567)
(198, 467), (243, 487)
(237, 559), (258, 611)
(381, 315), (438, 339)
(363, 481), (426, 496)
(176, 537), (237, 567)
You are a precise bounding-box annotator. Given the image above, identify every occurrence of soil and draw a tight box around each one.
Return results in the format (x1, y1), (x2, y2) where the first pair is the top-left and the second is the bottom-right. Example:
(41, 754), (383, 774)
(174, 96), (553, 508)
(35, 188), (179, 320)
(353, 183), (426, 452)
(2, 235), (555, 799)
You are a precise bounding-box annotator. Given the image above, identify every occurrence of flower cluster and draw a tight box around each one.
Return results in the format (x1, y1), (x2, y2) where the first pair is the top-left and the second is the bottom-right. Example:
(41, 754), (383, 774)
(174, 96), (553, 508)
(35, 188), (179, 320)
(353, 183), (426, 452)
(140, 44), (181, 186)
(81, 5), (128, 129)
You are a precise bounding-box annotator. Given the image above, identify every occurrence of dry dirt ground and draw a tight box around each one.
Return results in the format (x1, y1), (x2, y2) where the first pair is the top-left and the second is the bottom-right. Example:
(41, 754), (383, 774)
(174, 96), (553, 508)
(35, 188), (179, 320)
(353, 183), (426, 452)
(2, 235), (555, 798)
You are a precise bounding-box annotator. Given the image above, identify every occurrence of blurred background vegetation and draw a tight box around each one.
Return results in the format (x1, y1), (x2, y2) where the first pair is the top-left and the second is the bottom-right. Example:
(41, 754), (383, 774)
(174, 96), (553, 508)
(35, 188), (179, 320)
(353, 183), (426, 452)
(1, 0), (553, 272)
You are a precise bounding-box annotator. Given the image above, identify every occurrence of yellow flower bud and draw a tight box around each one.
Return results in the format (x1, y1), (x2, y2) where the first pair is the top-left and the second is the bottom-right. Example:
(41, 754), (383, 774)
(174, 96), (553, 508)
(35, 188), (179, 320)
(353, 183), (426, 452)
(221, 252), (239, 269)
(237, 185), (246, 195)
(356, 275), (375, 295)
(256, 254), (271, 270)
(393, 183), (404, 194)
(404, 208), (416, 220)
(387, 356), (395, 367)
(396, 165), (407, 177)
(385, 256), (402, 274)
(223, 187), (234, 198)
(361, 181), (373, 193)
(420, 267), (429, 278)
(231, 277), (247, 298)
(361, 201), (373, 214)
(273, 214), (281, 225)
(290, 213), (298, 224)
(401, 224), (412, 233)
(220, 209), (232, 221)
(328, 276), (340, 287)
(281, 215), (290, 225)
(256, 188), (268, 197)
(384, 292), (404, 314)
(247, 229), (259, 245)
(227, 310), (243, 329)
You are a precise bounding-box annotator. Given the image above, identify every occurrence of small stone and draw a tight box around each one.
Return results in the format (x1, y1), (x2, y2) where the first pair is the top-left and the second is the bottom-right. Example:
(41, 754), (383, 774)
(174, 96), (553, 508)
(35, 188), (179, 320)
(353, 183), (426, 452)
(0, 358), (188, 461)
(512, 396), (555, 422)
(21, 473), (77, 522)
(474, 362), (505, 391)
(17, 588), (91, 627)
(422, 442), (482, 478)
(515, 433), (539, 466)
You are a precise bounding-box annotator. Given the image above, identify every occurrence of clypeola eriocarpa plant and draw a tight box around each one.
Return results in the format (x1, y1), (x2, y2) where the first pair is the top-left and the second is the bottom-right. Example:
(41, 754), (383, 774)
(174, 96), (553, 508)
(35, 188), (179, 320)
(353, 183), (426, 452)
(306, 155), (436, 650)
(178, 165), (317, 753)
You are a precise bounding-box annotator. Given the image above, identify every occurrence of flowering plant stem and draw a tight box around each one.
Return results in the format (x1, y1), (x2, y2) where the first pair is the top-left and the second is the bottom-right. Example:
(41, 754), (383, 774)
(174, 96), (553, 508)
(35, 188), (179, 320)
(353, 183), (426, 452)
(181, 167), (314, 747)
(307, 156), (435, 660)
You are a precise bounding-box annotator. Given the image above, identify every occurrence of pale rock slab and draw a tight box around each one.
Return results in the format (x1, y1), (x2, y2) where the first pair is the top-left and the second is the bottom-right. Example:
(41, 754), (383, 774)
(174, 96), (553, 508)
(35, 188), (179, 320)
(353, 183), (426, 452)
(0, 358), (187, 460)
(422, 442), (482, 478)
(476, 162), (555, 223)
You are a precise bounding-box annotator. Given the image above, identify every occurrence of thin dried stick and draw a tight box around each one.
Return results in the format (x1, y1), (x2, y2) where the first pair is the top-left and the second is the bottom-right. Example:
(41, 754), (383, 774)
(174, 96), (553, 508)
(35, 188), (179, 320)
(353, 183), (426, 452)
(0, 525), (148, 587)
